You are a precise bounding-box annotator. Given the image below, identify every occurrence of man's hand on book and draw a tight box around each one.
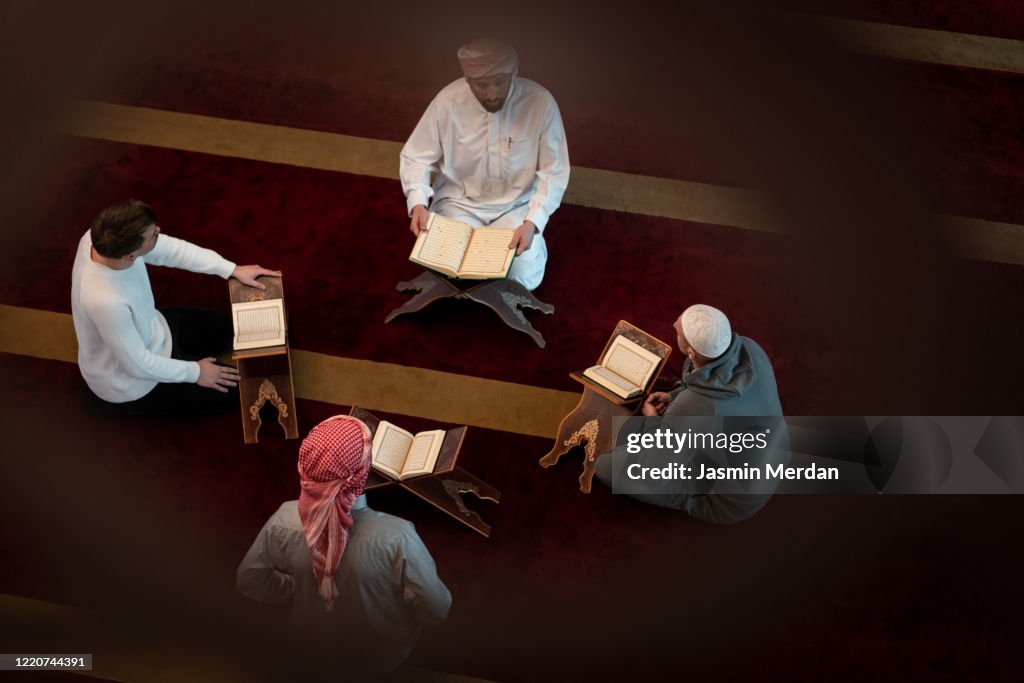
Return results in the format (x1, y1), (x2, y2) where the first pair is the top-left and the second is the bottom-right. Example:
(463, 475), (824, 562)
(231, 265), (283, 290)
(508, 221), (537, 255)
(197, 358), (240, 393)
(643, 391), (672, 417)
(410, 205), (429, 236)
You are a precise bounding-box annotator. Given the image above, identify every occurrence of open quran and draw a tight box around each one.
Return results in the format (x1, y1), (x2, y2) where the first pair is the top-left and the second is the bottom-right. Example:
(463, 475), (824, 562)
(371, 420), (447, 481)
(409, 213), (516, 279)
(231, 298), (286, 351)
(583, 334), (662, 399)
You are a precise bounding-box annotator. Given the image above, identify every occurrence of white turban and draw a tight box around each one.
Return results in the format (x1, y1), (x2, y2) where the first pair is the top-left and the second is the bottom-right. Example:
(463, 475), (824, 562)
(680, 305), (732, 359)
(457, 38), (519, 78)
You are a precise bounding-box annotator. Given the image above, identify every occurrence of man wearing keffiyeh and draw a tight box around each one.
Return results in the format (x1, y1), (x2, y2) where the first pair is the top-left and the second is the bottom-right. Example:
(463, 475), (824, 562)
(400, 38), (571, 291)
(237, 415), (451, 675)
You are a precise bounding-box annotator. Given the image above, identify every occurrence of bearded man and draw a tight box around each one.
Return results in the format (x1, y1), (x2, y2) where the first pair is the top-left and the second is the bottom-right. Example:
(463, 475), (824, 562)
(400, 38), (570, 291)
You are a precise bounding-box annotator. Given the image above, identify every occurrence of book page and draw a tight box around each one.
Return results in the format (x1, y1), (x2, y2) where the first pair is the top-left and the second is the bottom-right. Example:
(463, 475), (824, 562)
(232, 299), (285, 349)
(603, 336), (660, 388)
(585, 365), (639, 394)
(401, 430), (444, 478)
(371, 422), (413, 479)
(460, 227), (516, 278)
(236, 306), (281, 343)
(411, 214), (472, 274)
(583, 365), (641, 399)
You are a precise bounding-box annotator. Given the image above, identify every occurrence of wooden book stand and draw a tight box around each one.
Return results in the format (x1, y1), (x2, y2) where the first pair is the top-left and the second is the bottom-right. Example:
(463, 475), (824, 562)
(384, 271), (554, 348)
(350, 406), (501, 537)
(229, 276), (299, 444)
(538, 321), (672, 493)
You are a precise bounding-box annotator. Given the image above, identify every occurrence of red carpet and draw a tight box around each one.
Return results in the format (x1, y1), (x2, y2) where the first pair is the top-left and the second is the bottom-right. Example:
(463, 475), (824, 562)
(3, 352), (1023, 681)
(71, 6), (1024, 226)
(878, 60), (1024, 226)
(2, 6), (1023, 680)
(0, 138), (805, 402)
(6, 138), (1024, 413)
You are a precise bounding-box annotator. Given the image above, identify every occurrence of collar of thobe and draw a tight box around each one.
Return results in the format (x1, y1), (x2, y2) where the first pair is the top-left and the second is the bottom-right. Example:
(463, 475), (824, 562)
(352, 494), (368, 511)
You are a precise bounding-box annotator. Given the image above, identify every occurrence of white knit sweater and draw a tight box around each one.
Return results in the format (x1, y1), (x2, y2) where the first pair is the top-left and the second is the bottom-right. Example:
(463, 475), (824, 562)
(71, 231), (235, 402)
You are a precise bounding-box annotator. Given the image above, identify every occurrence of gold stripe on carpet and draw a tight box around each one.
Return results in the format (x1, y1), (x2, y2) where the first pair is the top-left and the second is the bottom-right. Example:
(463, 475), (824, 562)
(814, 17), (1024, 74)
(58, 101), (404, 181)
(56, 101), (781, 232)
(292, 349), (578, 438)
(0, 304), (77, 362)
(0, 304), (578, 439)
(940, 216), (1024, 265)
(58, 101), (1024, 266)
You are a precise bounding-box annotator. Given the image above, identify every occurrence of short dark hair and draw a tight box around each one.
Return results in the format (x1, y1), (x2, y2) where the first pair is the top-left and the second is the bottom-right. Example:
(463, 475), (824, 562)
(90, 200), (156, 258)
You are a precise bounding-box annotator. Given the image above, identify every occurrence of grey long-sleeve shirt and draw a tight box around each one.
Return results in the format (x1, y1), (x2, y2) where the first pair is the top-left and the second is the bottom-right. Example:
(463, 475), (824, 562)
(596, 335), (790, 524)
(236, 496), (451, 671)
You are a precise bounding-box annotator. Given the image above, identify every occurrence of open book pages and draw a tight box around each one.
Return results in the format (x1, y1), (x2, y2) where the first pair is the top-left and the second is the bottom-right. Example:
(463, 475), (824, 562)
(409, 213), (515, 279)
(583, 366), (643, 399)
(232, 299), (286, 350)
(583, 335), (662, 399)
(371, 421), (446, 481)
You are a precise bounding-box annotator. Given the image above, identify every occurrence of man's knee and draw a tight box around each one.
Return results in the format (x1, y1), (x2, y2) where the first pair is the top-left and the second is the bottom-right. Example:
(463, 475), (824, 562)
(594, 447), (617, 488)
(508, 235), (547, 290)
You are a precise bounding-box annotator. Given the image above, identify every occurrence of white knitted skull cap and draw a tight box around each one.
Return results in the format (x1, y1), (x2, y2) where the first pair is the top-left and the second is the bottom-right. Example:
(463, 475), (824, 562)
(680, 304), (732, 358)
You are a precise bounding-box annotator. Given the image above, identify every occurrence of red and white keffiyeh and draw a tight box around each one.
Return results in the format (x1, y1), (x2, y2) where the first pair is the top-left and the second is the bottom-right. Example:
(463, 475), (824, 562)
(457, 38), (519, 78)
(297, 415), (373, 611)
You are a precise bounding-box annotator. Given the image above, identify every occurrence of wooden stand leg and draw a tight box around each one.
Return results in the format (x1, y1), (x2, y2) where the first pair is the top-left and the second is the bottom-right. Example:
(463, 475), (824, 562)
(563, 420), (602, 493)
(539, 387), (611, 468)
(539, 402), (592, 468)
(540, 386), (638, 493)
(384, 272), (555, 347)
(243, 377), (296, 444)
(539, 416), (606, 493)
(384, 272), (460, 323)
(402, 466), (501, 538)
(464, 280), (555, 348)
(238, 376), (263, 445)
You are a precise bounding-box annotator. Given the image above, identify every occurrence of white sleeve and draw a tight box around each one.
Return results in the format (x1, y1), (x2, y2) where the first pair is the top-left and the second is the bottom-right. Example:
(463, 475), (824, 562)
(236, 518), (296, 605)
(86, 298), (200, 384)
(398, 522), (452, 625)
(524, 98), (570, 232)
(144, 234), (236, 278)
(399, 98), (443, 215)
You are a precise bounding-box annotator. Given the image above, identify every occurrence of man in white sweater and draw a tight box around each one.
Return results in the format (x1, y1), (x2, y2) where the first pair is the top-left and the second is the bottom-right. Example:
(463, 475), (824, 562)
(71, 199), (280, 416)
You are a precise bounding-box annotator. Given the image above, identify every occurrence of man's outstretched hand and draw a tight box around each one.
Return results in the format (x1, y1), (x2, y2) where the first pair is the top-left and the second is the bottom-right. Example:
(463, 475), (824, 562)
(410, 205), (429, 236)
(197, 358), (240, 393)
(508, 221), (537, 256)
(231, 265), (283, 290)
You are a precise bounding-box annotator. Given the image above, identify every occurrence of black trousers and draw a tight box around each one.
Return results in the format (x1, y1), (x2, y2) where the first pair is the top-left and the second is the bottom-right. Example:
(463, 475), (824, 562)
(81, 307), (239, 417)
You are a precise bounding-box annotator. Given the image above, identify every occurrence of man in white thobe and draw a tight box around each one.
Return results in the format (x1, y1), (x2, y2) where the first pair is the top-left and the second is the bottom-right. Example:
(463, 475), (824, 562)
(400, 38), (570, 291)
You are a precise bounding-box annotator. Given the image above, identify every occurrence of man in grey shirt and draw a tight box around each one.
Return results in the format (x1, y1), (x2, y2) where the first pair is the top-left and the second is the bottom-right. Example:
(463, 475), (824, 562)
(595, 304), (789, 523)
(236, 416), (451, 676)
